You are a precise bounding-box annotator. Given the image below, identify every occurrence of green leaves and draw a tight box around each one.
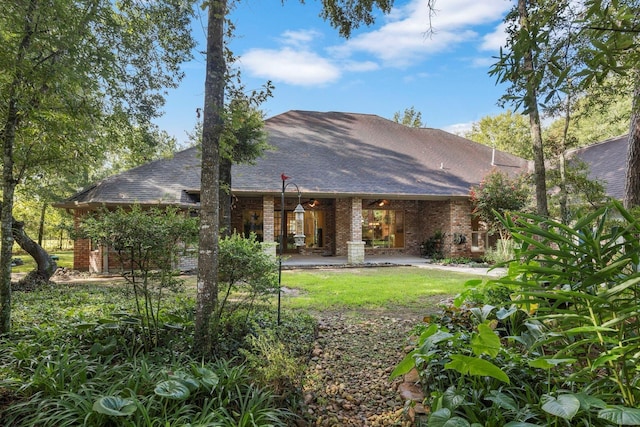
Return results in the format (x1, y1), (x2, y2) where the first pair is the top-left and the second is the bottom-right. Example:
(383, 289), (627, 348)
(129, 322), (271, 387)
(445, 355), (510, 384)
(541, 394), (580, 420)
(598, 405), (640, 425)
(154, 380), (191, 400)
(92, 396), (137, 416)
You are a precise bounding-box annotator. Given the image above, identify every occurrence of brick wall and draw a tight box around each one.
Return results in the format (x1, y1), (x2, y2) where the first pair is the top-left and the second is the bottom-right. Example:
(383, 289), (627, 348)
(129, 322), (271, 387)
(335, 198), (350, 256)
(73, 210), (91, 271)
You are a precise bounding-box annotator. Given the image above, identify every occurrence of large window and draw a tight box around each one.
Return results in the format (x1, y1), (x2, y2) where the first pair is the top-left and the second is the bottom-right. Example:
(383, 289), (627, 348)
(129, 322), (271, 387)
(362, 210), (404, 248)
(275, 210), (326, 251)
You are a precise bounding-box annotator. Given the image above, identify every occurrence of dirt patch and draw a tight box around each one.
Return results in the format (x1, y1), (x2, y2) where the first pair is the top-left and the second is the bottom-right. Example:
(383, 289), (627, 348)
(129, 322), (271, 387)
(300, 308), (433, 426)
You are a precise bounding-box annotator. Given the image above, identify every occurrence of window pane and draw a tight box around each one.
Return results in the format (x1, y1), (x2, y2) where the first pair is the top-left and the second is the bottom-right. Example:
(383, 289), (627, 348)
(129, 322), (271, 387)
(361, 209), (404, 248)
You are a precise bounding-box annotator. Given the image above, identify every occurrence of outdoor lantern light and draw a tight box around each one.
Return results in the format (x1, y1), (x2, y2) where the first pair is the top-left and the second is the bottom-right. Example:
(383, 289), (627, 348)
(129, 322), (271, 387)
(293, 200), (305, 246)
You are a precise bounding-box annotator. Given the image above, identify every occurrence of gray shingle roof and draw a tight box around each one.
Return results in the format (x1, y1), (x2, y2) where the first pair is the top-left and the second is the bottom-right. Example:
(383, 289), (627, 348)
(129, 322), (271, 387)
(566, 134), (627, 200)
(55, 110), (530, 209)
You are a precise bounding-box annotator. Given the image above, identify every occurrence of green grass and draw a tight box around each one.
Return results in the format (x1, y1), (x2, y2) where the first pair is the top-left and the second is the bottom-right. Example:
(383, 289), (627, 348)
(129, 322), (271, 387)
(279, 266), (482, 310)
(11, 250), (73, 273)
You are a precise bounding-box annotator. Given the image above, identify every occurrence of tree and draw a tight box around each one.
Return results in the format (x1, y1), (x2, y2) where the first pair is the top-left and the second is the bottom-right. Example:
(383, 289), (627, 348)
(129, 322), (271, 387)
(194, 0), (396, 352)
(490, 0), (562, 217)
(0, 0), (195, 334)
(465, 111), (533, 159)
(579, 1), (640, 208)
(196, 0), (226, 354)
(392, 106), (425, 128)
(469, 169), (530, 241)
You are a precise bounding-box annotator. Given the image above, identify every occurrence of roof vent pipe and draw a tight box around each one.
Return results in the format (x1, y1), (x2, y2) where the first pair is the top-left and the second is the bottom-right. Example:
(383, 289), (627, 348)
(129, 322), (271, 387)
(440, 162), (444, 169)
(491, 147), (495, 166)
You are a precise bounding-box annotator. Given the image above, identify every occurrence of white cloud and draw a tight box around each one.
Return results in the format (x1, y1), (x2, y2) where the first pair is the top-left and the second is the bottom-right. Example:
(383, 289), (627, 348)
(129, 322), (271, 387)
(239, 47), (340, 86)
(333, 0), (512, 66)
(280, 29), (323, 48)
(480, 22), (508, 52)
(444, 121), (474, 136)
(238, 0), (512, 86)
(342, 60), (379, 72)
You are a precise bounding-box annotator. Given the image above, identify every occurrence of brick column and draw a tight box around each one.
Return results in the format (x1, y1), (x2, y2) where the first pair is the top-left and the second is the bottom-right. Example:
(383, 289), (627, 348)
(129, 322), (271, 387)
(347, 197), (365, 264)
(261, 196), (277, 258)
(73, 210), (91, 271)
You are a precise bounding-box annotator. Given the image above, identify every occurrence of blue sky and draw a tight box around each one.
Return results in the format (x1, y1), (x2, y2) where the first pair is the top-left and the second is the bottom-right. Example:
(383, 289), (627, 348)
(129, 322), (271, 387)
(156, 0), (514, 146)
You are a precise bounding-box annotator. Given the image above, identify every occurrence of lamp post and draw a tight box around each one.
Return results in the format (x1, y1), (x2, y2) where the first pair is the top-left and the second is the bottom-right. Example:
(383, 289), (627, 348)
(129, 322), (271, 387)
(278, 173), (305, 325)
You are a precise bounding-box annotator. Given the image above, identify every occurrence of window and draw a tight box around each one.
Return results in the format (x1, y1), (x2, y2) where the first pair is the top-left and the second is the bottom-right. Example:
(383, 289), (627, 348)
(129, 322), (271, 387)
(471, 216), (487, 251)
(242, 210), (263, 241)
(362, 209), (404, 248)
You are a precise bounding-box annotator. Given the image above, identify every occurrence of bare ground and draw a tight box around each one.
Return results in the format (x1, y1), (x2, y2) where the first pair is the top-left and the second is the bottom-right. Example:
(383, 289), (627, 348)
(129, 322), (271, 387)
(299, 307), (435, 426)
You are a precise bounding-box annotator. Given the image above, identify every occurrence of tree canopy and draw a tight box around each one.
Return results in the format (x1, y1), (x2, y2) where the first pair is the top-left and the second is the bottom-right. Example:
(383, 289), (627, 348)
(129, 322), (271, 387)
(392, 106), (425, 128)
(0, 0), (196, 333)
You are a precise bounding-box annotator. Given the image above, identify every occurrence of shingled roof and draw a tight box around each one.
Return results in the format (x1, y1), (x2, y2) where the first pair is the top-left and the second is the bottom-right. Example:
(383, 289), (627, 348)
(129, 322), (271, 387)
(55, 110), (531, 209)
(566, 134), (628, 201)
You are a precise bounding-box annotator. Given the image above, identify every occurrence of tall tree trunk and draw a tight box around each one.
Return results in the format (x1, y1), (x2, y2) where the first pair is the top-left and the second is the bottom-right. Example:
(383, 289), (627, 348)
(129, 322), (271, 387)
(1, 0), (36, 334)
(1, 133), (16, 334)
(219, 157), (232, 237)
(625, 78), (640, 209)
(195, 0), (226, 355)
(13, 218), (57, 285)
(37, 202), (46, 246)
(519, 0), (549, 217)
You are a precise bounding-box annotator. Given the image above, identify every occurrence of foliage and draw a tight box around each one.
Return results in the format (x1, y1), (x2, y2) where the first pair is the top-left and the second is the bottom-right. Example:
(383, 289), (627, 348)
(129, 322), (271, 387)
(241, 328), (309, 404)
(395, 200), (640, 425)
(79, 205), (198, 351)
(498, 201), (640, 407)
(465, 110), (533, 159)
(0, 280), (316, 426)
(421, 231), (444, 259)
(392, 106), (425, 128)
(483, 239), (517, 266)
(469, 170), (530, 240)
(546, 158), (608, 220)
(212, 233), (279, 351)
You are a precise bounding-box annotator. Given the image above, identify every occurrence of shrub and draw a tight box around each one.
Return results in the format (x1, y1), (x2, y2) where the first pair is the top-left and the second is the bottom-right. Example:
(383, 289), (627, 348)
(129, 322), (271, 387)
(394, 200), (640, 426)
(79, 205), (198, 351)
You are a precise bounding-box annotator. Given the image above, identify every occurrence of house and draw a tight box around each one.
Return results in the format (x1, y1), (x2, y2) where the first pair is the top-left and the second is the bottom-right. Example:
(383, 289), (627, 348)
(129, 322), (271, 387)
(55, 110), (530, 272)
(565, 134), (628, 200)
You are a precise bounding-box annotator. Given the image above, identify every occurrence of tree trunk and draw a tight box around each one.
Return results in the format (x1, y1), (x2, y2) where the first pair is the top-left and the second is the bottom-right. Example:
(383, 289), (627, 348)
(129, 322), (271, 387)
(219, 157), (232, 237)
(13, 218), (58, 286)
(37, 202), (46, 246)
(625, 79), (640, 209)
(519, 0), (549, 217)
(195, 0), (226, 355)
(1, 0), (36, 334)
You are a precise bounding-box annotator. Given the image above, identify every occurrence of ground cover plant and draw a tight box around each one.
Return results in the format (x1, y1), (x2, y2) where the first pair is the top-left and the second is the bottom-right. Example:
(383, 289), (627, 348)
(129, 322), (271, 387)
(393, 200), (640, 426)
(0, 280), (315, 426)
(1, 225), (318, 426)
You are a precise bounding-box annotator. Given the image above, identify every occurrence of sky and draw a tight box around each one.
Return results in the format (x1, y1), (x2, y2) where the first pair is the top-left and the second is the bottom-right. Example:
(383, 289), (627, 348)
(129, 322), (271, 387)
(155, 0), (515, 146)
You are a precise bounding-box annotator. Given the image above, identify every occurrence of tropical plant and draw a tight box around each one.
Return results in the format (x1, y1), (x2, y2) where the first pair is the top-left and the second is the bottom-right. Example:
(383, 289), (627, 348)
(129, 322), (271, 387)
(497, 200), (640, 409)
(394, 200), (640, 425)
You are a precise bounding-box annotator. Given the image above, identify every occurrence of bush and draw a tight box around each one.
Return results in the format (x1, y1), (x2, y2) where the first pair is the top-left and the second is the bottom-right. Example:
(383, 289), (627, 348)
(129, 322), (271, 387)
(394, 200), (640, 426)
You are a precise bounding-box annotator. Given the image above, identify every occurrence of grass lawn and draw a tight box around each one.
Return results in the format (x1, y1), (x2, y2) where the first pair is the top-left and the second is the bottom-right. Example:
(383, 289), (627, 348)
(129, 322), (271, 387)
(11, 250), (73, 273)
(279, 266), (483, 311)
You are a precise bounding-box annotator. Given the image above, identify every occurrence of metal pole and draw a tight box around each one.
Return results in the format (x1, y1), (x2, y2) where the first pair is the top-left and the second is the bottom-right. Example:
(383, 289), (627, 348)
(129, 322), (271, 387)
(278, 176), (285, 325)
